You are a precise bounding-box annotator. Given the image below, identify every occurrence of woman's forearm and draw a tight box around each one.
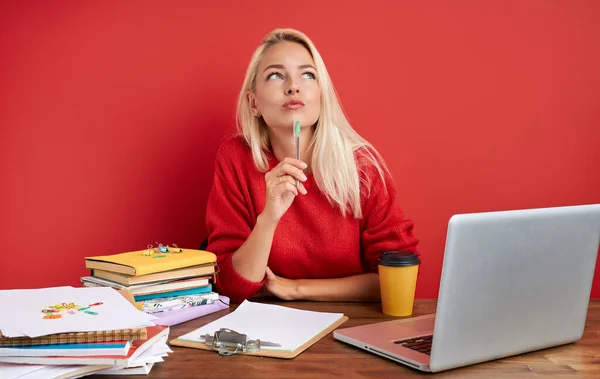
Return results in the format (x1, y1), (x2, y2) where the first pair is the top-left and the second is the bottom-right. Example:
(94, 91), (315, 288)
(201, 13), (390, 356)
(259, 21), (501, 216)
(295, 273), (381, 302)
(231, 214), (278, 282)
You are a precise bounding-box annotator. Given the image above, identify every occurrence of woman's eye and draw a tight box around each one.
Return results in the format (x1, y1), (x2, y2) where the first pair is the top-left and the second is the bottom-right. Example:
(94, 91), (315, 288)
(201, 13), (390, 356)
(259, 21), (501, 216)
(302, 72), (316, 79)
(267, 72), (283, 80)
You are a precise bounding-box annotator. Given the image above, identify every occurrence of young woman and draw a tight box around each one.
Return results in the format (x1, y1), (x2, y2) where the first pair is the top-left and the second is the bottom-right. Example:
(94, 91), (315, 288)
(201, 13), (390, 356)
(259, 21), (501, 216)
(205, 28), (419, 303)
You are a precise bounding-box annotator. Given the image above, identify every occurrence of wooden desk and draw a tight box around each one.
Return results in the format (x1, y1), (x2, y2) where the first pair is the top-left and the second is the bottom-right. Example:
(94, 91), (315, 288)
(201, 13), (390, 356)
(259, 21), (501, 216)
(93, 299), (600, 378)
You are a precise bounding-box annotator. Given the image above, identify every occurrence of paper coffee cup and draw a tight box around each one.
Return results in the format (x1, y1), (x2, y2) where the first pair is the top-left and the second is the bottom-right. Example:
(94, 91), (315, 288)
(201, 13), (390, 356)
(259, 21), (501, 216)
(378, 251), (421, 316)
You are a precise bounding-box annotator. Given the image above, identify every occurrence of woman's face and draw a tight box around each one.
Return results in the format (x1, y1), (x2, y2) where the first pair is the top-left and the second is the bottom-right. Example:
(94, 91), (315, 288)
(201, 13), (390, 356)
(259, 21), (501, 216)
(249, 42), (321, 132)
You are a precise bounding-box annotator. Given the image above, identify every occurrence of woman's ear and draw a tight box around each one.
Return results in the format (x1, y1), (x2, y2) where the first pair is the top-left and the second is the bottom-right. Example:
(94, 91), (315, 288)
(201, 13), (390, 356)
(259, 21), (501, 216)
(247, 91), (261, 117)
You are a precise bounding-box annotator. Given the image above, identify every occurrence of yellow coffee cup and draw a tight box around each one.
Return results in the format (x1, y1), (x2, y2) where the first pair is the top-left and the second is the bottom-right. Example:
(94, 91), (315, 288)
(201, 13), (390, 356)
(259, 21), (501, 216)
(378, 251), (421, 316)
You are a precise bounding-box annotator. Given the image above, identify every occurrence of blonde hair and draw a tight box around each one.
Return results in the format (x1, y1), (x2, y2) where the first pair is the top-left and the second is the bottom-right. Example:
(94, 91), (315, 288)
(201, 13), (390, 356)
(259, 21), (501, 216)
(236, 28), (387, 218)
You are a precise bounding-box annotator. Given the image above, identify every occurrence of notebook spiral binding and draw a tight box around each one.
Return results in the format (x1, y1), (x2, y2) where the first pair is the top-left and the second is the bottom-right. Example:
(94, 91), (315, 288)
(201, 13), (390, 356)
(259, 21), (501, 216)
(0, 327), (148, 347)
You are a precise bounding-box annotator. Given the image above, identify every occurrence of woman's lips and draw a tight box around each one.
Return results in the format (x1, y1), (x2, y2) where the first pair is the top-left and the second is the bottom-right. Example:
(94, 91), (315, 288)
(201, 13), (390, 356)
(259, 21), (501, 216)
(283, 100), (305, 110)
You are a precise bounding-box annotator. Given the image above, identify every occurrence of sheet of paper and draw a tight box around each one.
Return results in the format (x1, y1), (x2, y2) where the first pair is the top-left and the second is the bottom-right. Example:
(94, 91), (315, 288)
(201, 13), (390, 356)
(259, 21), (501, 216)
(17, 364), (100, 379)
(0, 362), (46, 379)
(177, 300), (344, 352)
(0, 287), (155, 338)
(0, 287), (74, 337)
(95, 362), (155, 376)
(130, 338), (171, 366)
(0, 362), (100, 379)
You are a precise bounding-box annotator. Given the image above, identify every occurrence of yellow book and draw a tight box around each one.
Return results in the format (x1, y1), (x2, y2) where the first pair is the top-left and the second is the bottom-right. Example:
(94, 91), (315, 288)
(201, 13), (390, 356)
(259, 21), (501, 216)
(85, 249), (216, 276)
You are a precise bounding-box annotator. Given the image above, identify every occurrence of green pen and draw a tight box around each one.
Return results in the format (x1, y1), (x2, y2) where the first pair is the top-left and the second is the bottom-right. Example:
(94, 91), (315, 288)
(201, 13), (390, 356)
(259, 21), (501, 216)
(294, 120), (301, 187)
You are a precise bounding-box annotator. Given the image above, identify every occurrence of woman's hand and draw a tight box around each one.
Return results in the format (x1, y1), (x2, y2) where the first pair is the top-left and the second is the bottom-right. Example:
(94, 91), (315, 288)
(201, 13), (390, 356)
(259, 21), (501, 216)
(264, 266), (299, 300)
(261, 158), (308, 224)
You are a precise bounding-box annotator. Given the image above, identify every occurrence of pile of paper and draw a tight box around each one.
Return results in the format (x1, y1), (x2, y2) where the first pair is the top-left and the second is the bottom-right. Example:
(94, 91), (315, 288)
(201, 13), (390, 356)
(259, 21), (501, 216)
(0, 286), (171, 378)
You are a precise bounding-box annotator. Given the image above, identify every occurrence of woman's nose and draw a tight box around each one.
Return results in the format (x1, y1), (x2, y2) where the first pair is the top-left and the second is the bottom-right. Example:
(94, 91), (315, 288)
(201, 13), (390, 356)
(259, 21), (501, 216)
(285, 82), (299, 95)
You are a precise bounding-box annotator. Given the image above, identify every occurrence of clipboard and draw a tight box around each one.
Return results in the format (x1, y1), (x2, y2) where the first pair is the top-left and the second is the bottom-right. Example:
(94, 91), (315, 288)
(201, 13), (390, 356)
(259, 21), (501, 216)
(169, 315), (348, 359)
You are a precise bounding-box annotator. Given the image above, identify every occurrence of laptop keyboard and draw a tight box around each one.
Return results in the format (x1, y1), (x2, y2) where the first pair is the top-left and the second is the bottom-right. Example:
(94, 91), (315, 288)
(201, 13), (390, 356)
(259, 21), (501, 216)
(393, 335), (433, 355)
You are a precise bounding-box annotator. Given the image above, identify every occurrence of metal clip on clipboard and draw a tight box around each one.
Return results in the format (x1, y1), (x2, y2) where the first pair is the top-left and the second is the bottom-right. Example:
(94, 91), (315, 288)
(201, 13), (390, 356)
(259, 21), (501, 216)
(203, 328), (281, 356)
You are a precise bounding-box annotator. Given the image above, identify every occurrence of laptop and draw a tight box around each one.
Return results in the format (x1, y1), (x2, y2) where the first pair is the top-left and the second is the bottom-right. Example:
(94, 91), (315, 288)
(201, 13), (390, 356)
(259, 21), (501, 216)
(334, 204), (600, 373)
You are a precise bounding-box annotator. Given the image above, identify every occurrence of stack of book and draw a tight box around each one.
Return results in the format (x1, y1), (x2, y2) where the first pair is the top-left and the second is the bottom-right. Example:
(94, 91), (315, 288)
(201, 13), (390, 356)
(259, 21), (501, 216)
(0, 286), (170, 378)
(81, 245), (228, 325)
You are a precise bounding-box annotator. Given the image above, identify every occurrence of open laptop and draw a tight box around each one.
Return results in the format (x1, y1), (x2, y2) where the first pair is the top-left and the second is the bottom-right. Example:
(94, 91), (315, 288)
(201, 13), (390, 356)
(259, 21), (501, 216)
(334, 204), (600, 373)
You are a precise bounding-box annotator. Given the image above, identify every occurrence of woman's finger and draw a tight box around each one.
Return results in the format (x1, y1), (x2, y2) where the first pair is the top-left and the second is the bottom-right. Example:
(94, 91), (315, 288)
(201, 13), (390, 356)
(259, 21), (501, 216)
(265, 266), (275, 280)
(297, 181), (307, 195)
(279, 157), (307, 170)
(278, 174), (296, 186)
(268, 175), (306, 196)
(275, 181), (299, 196)
(277, 163), (308, 183)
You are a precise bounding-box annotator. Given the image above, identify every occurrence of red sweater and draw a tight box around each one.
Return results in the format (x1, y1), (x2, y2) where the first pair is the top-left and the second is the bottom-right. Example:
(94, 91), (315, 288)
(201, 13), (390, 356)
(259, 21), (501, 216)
(205, 136), (419, 303)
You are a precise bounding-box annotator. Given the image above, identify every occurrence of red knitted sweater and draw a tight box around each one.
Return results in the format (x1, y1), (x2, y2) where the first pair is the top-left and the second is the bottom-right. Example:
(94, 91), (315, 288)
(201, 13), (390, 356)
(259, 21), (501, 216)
(205, 136), (419, 303)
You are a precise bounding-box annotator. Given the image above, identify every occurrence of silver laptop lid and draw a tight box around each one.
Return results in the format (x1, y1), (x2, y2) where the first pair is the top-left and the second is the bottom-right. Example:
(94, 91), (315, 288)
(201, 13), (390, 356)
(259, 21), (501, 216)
(430, 204), (600, 372)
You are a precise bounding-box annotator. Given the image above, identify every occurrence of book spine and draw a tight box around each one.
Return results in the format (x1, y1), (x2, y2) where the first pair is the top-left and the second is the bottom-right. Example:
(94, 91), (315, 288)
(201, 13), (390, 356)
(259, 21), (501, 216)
(133, 284), (212, 302)
(0, 328), (148, 347)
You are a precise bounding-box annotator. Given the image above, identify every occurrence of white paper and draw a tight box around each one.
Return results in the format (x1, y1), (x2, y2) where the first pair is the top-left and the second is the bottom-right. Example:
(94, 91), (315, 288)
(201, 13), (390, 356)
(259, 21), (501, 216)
(177, 300), (344, 352)
(0, 363), (93, 379)
(0, 287), (73, 337)
(0, 287), (155, 338)
(96, 362), (155, 375)
(127, 337), (169, 366)
(0, 362), (46, 379)
(94, 339), (169, 376)
(17, 365), (75, 379)
(132, 338), (171, 363)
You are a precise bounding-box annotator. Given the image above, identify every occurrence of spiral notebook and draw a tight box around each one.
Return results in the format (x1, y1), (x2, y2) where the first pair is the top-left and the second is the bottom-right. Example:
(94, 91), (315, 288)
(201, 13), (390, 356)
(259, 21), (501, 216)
(0, 325), (169, 366)
(0, 327), (148, 347)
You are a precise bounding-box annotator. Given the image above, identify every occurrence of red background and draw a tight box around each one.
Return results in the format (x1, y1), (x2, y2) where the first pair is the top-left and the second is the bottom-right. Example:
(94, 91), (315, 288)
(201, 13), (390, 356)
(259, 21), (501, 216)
(1, 1), (599, 298)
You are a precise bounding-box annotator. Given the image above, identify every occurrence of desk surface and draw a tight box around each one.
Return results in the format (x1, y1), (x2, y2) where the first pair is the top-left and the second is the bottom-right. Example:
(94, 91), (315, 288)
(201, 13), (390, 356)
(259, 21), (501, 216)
(93, 299), (600, 379)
